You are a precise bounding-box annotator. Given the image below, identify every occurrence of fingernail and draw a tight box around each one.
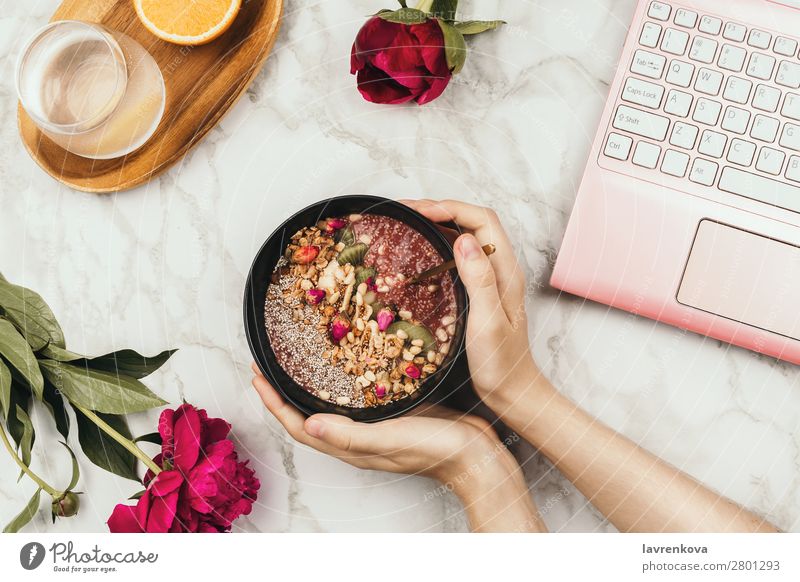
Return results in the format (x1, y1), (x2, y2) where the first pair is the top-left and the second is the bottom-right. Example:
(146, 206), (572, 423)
(305, 418), (324, 438)
(458, 235), (481, 260)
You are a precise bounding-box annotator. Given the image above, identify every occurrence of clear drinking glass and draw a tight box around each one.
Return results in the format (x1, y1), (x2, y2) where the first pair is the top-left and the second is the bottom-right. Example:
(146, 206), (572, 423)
(16, 20), (166, 160)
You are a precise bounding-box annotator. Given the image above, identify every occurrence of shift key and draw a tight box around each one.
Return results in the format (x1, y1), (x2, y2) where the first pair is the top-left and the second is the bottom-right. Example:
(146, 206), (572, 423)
(612, 105), (670, 141)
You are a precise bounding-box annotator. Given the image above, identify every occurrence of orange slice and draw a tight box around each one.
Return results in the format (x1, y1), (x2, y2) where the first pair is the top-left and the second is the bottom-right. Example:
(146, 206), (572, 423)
(134, 0), (242, 46)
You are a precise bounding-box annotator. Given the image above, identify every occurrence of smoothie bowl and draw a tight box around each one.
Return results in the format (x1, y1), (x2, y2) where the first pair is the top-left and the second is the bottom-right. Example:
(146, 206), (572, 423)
(244, 196), (467, 422)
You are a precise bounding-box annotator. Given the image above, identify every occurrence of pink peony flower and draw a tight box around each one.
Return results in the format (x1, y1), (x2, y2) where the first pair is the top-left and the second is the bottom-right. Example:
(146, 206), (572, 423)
(350, 16), (451, 105)
(107, 404), (260, 533)
(330, 314), (351, 342)
(306, 288), (325, 305)
(325, 218), (348, 234)
(376, 307), (395, 331)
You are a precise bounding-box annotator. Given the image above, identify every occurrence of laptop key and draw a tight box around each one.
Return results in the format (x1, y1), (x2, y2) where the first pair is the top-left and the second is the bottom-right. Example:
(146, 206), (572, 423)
(631, 49), (666, 78)
(722, 76), (752, 104)
(721, 106), (750, 134)
(746, 52), (776, 80)
(689, 158), (718, 185)
(669, 121), (699, 149)
(727, 138), (757, 166)
(661, 149), (690, 176)
(689, 36), (718, 64)
(779, 123), (800, 151)
(747, 29), (771, 50)
(674, 9), (697, 29)
(718, 166), (800, 213)
(698, 130), (727, 158)
(782, 93), (800, 120)
(666, 60), (695, 87)
(622, 77), (665, 108)
(698, 15), (722, 36)
(718, 44), (746, 72)
(776, 61), (800, 89)
(753, 84), (782, 112)
(604, 133), (633, 160)
(632, 141), (662, 168)
(664, 89), (693, 116)
(787, 156), (800, 182)
(695, 68), (723, 94)
(755, 147), (785, 175)
(648, 1), (671, 21)
(639, 22), (662, 48)
(774, 36), (798, 57)
(613, 105), (670, 140)
(723, 22), (746, 42)
(692, 98), (722, 125)
(662, 28), (689, 55)
(751, 115), (780, 142)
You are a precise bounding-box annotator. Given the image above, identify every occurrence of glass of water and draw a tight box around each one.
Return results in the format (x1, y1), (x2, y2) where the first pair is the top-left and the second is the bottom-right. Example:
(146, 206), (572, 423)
(16, 20), (166, 160)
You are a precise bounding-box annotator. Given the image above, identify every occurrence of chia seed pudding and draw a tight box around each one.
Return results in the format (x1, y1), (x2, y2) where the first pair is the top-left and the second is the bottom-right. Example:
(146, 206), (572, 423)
(264, 213), (458, 408)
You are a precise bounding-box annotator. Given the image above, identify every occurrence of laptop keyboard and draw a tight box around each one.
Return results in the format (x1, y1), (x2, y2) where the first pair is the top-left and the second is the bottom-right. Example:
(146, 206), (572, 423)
(602, 0), (800, 214)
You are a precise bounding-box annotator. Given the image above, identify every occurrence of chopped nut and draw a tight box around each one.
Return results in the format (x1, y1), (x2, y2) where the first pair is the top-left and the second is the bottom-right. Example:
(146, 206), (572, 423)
(328, 291), (340, 304)
(398, 309), (412, 320)
(439, 341), (450, 354)
(300, 279), (313, 290)
(364, 370), (377, 382)
(346, 331), (355, 343)
(441, 315), (456, 326)
(435, 354), (444, 365)
(422, 364), (437, 374)
(349, 213), (363, 222)
(396, 329), (409, 340)
(409, 346), (422, 355)
(402, 350), (414, 361)
(435, 328), (448, 342)
(355, 318), (365, 331)
(318, 390), (331, 400)
(427, 284), (440, 293)
(427, 350), (436, 363)
(336, 396), (351, 405)
(446, 324), (456, 335)
(410, 338), (424, 347)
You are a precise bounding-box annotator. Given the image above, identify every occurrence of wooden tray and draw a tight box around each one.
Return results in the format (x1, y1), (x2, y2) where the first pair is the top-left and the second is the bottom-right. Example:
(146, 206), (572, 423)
(18, 0), (283, 193)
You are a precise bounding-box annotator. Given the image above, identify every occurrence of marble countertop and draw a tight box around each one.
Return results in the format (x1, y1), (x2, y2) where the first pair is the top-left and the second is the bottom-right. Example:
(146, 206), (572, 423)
(2, 0), (799, 533)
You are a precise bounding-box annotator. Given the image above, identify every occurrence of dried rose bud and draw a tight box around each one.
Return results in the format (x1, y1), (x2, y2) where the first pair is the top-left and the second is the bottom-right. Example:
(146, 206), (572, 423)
(365, 276), (378, 292)
(376, 307), (395, 331)
(52, 492), (80, 518)
(330, 315), (351, 342)
(292, 245), (319, 264)
(325, 218), (348, 234)
(403, 363), (421, 379)
(306, 288), (325, 305)
(375, 383), (387, 398)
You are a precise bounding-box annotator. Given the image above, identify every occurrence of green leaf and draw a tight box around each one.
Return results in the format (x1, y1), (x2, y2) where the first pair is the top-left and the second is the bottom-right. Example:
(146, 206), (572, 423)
(436, 19), (467, 74)
(60, 441), (80, 491)
(0, 319), (44, 400)
(6, 381), (31, 448)
(40, 360), (167, 415)
(455, 20), (505, 35)
(376, 7), (428, 24)
(74, 407), (139, 482)
(0, 359), (10, 417)
(134, 432), (162, 445)
(42, 378), (70, 439)
(87, 349), (176, 379)
(15, 404), (35, 482)
(430, 0), (458, 20)
(397, 0), (407, 7)
(0, 278), (65, 351)
(39, 343), (84, 362)
(3, 487), (42, 533)
(129, 490), (146, 500)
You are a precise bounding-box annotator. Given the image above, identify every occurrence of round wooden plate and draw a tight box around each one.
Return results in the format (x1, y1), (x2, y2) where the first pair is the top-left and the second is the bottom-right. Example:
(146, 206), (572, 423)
(18, 0), (283, 193)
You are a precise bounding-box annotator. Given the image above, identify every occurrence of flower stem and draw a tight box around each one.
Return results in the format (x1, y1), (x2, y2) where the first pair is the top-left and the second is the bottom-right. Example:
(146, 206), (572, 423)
(415, 0), (434, 13)
(0, 422), (61, 497)
(74, 405), (162, 477)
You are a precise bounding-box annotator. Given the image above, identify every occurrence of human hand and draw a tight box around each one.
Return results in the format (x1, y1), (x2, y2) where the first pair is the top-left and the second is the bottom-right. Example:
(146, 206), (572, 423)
(401, 199), (539, 408)
(250, 364), (545, 531)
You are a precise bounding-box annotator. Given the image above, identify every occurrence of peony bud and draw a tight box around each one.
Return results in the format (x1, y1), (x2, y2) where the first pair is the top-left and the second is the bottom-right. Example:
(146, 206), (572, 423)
(403, 363), (421, 379)
(376, 308), (395, 331)
(306, 288), (325, 305)
(325, 218), (348, 234)
(330, 315), (351, 342)
(375, 383), (387, 398)
(52, 492), (80, 518)
(292, 245), (319, 264)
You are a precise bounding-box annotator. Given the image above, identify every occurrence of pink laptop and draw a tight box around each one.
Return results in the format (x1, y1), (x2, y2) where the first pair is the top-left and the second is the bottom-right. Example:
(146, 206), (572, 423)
(551, 0), (800, 364)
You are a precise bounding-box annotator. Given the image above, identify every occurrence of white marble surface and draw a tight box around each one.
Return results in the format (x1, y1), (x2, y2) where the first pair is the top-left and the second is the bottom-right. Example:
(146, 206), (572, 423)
(1, 0), (799, 533)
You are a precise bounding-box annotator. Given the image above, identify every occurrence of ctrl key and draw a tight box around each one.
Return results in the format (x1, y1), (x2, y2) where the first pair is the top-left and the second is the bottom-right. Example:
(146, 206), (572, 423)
(604, 132), (633, 160)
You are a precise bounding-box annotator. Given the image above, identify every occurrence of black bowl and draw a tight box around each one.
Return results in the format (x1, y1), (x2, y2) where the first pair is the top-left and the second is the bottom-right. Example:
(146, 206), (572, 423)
(244, 195), (468, 422)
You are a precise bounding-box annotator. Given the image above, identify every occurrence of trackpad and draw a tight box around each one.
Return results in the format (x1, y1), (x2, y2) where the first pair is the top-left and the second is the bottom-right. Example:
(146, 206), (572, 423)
(677, 220), (800, 341)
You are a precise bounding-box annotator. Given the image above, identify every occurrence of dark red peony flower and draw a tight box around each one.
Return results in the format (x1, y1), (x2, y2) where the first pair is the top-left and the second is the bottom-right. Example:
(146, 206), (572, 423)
(350, 16), (452, 105)
(107, 404), (260, 533)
